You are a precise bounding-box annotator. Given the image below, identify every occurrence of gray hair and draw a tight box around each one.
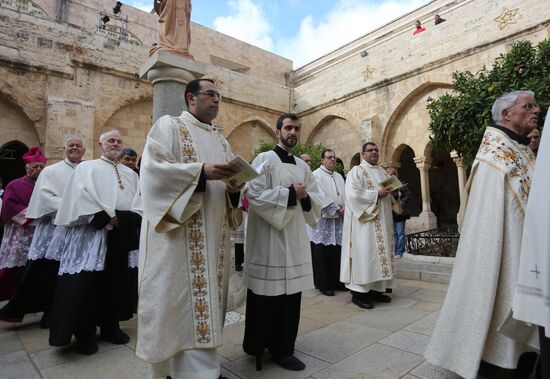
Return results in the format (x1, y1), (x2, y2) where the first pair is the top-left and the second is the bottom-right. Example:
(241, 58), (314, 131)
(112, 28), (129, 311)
(491, 90), (535, 122)
(64, 135), (83, 146)
(99, 129), (121, 143)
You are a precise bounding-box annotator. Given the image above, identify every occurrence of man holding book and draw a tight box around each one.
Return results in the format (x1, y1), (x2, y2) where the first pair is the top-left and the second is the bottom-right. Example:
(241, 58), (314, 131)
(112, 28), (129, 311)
(340, 142), (395, 309)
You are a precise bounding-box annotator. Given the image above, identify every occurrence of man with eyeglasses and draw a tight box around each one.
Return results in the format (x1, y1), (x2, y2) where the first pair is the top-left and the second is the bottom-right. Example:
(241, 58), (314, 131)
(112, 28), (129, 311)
(340, 142), (395, 310)
(426, 91), (540, 379)
(0, 147), (46, 302)
(137, 78), (241, 379)
(307, 148), (346, 297)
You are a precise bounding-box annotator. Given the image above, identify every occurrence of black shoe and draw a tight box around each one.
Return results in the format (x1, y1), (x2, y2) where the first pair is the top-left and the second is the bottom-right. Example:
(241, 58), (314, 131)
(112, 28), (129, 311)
(77, 338), (99, 355)
(320, 289), (335, 296)
(352, 298), (373, 309)
(367, 291), (392, 303)
(100, 328), (130, 344)
(272, 355), (306, 371)
(40, 313), (51, 329)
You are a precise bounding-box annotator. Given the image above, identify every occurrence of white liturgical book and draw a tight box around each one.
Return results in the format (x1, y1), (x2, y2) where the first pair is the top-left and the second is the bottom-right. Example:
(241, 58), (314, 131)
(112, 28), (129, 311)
(378, 175), (405, 192)
(223, 155), (271, 186)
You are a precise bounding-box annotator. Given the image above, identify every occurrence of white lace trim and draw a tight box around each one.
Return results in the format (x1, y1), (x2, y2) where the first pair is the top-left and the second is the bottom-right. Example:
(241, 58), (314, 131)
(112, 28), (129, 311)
(0, 222), (35, 268)
(58, 224), (108, 275)
(128, 249), (139, 268)
(27, 216), (57, 261)
(44, 226), (70, 261)
(307, 203), (343, 246)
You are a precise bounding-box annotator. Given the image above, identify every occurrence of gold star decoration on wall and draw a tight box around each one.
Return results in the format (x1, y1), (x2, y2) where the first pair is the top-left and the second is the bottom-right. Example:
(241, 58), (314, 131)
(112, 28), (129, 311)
(362, 66), (375, 81)
(210, 75), (224, 89)
(494, 7), (519, 30)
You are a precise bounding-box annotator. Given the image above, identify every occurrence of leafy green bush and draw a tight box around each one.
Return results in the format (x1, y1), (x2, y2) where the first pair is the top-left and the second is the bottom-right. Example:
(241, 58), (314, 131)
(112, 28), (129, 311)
(428, 39), (550, 166)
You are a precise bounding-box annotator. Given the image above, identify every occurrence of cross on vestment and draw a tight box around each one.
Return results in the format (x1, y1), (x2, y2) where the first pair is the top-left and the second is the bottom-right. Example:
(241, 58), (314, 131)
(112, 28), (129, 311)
(530, 265), (541, 279)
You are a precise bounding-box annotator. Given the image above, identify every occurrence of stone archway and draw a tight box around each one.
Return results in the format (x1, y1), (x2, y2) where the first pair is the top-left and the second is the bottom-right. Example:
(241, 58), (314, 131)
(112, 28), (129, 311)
(0, 141), (29, 185)
(307, 116), (361, 171)
(391, 145), (422, 219)
(96, 100), (153, 158)
(227, 120), (276, 162)
(0, 96), (40, 150)
(428, 147), (460, 227)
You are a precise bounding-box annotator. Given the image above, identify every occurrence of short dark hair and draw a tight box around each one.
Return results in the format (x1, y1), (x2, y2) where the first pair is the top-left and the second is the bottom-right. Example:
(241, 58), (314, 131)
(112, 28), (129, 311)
(321, 148), (334, 159)
(362, 142), (377, 152)
(119, 148), (137, 159)
(184, 78), (215, 107)
(276, 113), (299, 130)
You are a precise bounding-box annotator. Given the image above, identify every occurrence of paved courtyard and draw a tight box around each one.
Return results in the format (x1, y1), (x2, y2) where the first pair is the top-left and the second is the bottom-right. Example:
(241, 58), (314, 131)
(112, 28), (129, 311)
(0, 278), (465, 379)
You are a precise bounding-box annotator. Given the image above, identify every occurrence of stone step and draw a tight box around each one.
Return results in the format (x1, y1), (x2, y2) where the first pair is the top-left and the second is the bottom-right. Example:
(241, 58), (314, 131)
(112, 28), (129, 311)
(395, 253), (454, 284)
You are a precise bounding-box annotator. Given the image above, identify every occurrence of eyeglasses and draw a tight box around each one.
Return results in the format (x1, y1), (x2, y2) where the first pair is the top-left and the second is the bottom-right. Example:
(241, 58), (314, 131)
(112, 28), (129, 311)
(365, 148), (379, 153)
(194, 91), (222, 101)
(509, 103), (540, 111)
(324, 156), (336, 160)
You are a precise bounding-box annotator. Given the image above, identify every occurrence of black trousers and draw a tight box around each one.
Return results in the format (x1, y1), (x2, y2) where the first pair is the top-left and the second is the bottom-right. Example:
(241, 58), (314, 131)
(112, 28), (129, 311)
(243, 289), (301, 367)
(0, 258), (59, 321)
(311, 242), (344, 291)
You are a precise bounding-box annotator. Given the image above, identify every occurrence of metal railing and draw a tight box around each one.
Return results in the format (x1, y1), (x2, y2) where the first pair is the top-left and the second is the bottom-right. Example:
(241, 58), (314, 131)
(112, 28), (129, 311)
(406, 225), (459, 257)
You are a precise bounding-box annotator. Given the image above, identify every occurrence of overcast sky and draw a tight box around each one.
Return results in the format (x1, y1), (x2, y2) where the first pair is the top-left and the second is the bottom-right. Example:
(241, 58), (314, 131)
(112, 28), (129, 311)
(125, 0), (429, 68)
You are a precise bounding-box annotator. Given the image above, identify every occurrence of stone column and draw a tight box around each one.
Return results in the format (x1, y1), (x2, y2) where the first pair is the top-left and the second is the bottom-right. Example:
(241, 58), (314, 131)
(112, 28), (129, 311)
(413, 156), (437, 230)
(450, 151), (467, 205)
(139, 51), (206, 124)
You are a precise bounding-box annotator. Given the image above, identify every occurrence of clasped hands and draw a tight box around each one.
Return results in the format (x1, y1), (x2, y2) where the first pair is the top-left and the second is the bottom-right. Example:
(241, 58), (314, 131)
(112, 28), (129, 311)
(292, 182), (308, 200)
(204, 163), (243, 192)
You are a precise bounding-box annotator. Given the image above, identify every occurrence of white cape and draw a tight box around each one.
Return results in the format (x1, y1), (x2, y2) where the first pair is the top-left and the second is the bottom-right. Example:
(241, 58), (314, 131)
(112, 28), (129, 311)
(26, 159), (78, 219)
(511, 109), (550, 337)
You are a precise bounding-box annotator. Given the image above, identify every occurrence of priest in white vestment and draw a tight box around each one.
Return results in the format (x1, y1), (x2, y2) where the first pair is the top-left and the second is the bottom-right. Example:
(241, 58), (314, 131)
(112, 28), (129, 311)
(340, 142), (395, 310)
(243, 113), (328, 372)
(137, 79), (242, 379)
(307, 148), (346, 296)
(511, 106), (550, 378)
(0, 136), (85, 327)
(425, 91), (540, 379)
(49, 130), (141, 355)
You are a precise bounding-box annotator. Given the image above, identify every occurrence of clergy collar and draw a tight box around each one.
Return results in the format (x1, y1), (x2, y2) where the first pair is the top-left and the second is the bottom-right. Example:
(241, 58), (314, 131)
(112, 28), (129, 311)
(181, 111), (214, 131)
(320, 165), (335, 175)
(360, 159), (378, 168)
(64, 158), (79, 169)
(491, 124), (530, 145)
(100, 156), (118, 165)
(274, 145), (296, 164)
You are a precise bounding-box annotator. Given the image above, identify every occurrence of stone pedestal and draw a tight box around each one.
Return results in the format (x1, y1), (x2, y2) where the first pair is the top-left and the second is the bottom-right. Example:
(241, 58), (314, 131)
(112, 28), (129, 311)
(139, 51), (206, 124)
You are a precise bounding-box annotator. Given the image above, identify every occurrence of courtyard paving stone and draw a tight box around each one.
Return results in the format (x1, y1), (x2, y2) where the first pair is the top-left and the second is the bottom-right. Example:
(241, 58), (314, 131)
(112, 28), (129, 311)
(0, 280), (470, 378)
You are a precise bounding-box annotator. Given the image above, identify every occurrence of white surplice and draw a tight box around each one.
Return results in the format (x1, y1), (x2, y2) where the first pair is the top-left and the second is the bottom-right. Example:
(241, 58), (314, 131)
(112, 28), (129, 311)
(340, 160), (395, 292)
(424, 126), (537, 379)
(54, 158), (140, 274)
(307, 166), (345, 246)
(512, 109), (550, 337)
(243, 151), (328, 296)
(26, 159), (78, 261)
(137, 111), (239, 364)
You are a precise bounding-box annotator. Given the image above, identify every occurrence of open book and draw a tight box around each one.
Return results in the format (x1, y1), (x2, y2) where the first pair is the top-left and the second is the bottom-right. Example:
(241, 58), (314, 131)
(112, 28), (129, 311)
(378, 175), (405, 192)
(223, 156), (271, 186)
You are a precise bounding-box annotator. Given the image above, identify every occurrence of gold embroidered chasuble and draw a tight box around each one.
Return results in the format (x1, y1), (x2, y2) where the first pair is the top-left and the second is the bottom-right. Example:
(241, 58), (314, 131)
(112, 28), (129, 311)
(340, 160), (395, 288)
(137, 111), (238, 363)
(425, 126), (537, 379)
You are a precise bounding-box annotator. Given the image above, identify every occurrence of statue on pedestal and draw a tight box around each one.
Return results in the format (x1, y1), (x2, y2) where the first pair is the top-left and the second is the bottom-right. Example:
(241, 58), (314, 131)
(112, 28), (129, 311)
(150, 0), (193, 58)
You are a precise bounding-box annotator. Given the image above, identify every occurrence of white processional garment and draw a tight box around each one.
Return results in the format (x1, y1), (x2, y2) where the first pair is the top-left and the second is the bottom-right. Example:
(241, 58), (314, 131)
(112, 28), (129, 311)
(26, 159), (78, 261)
(137, 111), (239, 363)
(244, 151), (329, 296)
(424, 127), (537, 379)
(54, 159), (140, 274)
(308, 167), (346, 245)
(512, 108), (550, 337)
(340, 160), (395, 289)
